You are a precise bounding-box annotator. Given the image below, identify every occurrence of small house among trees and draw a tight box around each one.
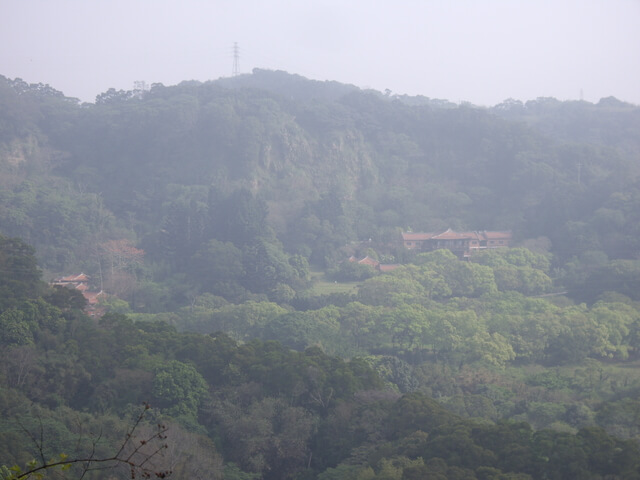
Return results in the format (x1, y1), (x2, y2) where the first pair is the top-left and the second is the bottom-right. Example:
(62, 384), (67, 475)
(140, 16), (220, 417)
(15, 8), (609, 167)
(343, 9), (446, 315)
(348, 255), (400, 272)
(349, 255), (379, 267)
(52, 273), (105, 315)
(52, 273), (91, 291)
(402, 229), (512, 258)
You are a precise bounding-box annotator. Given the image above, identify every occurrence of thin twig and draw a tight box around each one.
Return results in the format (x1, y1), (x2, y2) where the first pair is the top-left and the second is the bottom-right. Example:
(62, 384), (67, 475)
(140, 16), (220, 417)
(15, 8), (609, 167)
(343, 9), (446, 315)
(13, 403), (171, 480)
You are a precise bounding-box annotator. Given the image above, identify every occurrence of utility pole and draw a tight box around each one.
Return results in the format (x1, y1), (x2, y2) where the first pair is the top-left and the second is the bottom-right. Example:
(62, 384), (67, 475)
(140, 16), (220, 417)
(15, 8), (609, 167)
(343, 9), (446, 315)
(133, 81), (148, 99)
(577, 162), (583, 186)
(232, 42), (240, 76)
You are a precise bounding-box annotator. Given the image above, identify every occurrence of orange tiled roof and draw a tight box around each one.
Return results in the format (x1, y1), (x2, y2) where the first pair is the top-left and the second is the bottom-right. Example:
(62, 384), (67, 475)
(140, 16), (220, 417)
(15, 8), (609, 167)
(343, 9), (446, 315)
(401, 232), (435, 241)
(431, 229), (475, 240)
(83, 291), (105, 305)
(56, 273), (89, 283)
(403, 229), (511, 242)
(378, 264), (400, 272)
(358, 256), (380, 267)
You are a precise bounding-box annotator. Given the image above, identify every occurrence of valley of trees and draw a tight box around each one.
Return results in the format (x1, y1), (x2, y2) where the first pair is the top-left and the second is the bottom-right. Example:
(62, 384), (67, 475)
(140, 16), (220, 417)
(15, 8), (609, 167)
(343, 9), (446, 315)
(1, 70), (640, 479)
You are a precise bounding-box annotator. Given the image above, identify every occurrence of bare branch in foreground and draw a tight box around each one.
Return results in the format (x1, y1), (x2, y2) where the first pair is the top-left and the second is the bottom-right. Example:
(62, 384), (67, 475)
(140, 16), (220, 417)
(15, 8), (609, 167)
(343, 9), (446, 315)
(3, 402), (171, 480)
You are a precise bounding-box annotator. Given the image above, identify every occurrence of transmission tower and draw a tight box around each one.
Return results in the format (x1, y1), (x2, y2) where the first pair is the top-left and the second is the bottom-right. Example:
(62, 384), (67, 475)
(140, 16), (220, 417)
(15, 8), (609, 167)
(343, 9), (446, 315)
(133, 81), (148, 99)
(577, 162), (583, 186)
(232, 42), (240, 76)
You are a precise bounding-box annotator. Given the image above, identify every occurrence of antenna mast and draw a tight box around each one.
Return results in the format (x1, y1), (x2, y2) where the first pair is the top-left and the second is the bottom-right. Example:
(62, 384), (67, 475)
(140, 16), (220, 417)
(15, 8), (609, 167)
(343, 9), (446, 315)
(232, 42), (240, 76)
(577, 162), (582, 186)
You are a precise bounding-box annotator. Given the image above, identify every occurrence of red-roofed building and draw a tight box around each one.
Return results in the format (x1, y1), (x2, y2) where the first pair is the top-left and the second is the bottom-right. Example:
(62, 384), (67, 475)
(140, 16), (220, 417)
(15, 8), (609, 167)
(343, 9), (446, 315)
(52, 273), (105, 316)
(357, 256), (380, 267)
(56, 273), (90, 284)
(349, 255), (400, 273)
(402, 229), (512, 258)
(377, 264), (400, 273)
(53, 273), (90, 290)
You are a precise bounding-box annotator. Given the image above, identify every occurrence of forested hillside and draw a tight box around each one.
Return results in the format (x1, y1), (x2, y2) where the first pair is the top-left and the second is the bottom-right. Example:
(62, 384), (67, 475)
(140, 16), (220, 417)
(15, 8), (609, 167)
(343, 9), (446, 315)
(2, 235), (640, 480)
(1, 70), (640, 479)
(2, 69), (639, 280)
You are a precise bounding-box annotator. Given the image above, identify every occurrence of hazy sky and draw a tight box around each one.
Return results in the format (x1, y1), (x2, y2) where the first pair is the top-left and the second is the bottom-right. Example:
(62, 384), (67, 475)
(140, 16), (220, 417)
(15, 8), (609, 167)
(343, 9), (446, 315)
(1, 0), (639, 105)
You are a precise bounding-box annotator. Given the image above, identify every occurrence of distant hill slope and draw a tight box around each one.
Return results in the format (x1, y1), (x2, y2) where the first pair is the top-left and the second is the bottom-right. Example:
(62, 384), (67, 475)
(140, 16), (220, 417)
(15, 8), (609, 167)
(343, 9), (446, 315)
(1, 71), (639, 272)
(215, 68), (361, 102)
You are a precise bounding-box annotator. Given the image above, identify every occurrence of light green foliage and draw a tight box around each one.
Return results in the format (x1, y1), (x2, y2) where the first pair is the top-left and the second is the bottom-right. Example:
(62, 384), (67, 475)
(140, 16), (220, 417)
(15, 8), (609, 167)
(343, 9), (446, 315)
(486, 247), (551, 271)
(391, 264), (451, 299)
(269, 282), (296, 304)
(380, 303), (430, 350)
(197, 300), (288, 340)
(317, 464), (364, 480)
(446, 261), (497, 297)
(588, 301), (637, 359)
(98, 295), (132, 314)
(152, 360), (208, 418)
(426, 309), (483, 364)
(404, 251), (498, 298)
(263, 306), (342, 353)
(415, 248), (458, 266)
(339, 302), (385, 351)
(365, 355), (419, 393)
(372, 458), (403, 480)
(546, 307), (609, 363)
(328, 261), (378, 282)
(223, 463), (260, 480)
(472, 248), (553, 295)
(358, 274), (425, 306)
(468, 331), (516, 368)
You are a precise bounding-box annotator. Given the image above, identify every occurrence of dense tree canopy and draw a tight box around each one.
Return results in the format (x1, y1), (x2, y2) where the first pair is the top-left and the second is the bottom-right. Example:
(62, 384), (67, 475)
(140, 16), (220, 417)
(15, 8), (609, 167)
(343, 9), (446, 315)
(2, 70), (640, 479)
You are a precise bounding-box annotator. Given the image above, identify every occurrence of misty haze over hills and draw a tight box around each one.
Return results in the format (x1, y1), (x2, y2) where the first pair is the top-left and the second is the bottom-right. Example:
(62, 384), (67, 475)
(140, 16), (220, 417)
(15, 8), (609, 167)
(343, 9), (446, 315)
(3, 1), (639, 107)
(1, 68), (640, 480)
